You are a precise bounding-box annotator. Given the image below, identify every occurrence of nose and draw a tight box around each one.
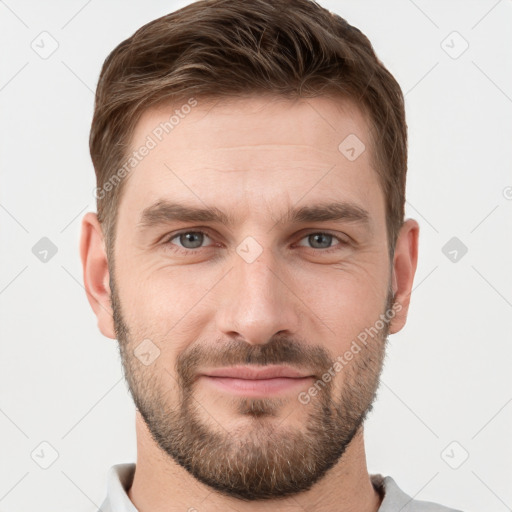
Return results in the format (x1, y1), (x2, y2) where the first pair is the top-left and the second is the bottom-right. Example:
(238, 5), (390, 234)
(215, 246), (301, 346)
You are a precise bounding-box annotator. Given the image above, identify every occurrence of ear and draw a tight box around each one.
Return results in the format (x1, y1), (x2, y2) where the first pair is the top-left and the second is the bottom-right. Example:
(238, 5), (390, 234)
(388, 218), (419, 334)
(79, 212), (116, 339)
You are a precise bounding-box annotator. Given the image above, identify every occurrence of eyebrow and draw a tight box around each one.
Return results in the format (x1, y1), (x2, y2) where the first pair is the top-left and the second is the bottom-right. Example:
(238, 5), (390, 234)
(137, 200), (371, 230)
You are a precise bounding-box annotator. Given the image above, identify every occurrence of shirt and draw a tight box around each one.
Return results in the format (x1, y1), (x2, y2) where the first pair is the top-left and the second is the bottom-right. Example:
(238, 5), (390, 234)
(98, 463), (463, 512)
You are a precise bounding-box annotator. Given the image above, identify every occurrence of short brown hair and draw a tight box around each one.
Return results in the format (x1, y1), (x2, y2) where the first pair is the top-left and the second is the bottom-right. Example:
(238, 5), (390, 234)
(90, 0), (407, 262)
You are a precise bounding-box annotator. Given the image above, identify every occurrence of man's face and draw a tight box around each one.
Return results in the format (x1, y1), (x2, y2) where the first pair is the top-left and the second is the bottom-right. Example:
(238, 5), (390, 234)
(110, 96), (395, 500)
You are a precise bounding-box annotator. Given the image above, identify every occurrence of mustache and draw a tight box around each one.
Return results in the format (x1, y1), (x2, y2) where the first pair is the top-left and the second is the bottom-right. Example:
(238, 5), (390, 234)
(176, 335), (333, 389)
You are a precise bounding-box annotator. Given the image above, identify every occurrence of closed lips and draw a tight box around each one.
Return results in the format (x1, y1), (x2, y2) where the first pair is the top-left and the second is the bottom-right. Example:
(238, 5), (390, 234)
(202, 366), (313, 380)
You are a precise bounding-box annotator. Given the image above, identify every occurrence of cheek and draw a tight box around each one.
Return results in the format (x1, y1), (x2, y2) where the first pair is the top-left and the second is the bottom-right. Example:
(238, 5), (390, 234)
(117, 263), (215, 347)
(304, 266), (388, 348)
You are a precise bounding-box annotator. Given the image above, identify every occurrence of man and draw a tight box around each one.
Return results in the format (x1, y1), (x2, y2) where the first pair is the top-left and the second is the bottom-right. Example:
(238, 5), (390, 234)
(80, 0), (462, 510)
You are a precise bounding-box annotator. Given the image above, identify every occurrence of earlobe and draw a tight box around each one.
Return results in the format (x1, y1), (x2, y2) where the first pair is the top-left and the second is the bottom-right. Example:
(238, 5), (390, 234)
(79, 212), (116, 339)
(388, 218), (419, 335)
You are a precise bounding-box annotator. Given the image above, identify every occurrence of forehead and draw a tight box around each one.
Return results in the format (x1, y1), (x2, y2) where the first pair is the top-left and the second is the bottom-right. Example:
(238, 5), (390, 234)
(118, 95), (384, 227)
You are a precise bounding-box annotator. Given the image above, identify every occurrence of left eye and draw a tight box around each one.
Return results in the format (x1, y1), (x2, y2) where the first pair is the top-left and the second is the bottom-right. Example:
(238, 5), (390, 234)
(296, 232), (344, 250)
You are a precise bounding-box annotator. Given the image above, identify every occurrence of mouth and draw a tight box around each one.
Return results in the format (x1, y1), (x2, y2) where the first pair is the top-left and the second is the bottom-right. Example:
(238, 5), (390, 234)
(199, 365), (314, 397)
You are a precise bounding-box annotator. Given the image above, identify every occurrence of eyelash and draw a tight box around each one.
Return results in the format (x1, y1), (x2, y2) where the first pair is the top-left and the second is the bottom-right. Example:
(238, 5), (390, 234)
(163, 230), (350, 256)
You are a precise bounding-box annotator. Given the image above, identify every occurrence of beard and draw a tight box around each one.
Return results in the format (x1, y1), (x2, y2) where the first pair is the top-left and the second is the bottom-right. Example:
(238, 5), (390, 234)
(111, 273), (393, 501)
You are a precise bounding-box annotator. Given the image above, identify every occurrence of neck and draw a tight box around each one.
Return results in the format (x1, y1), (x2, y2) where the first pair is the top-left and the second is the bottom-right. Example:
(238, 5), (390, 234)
(127, 412), (382, 512)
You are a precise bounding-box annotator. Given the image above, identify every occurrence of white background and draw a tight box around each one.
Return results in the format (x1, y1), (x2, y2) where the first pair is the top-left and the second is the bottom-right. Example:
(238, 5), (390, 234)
(1, 1), (511, 511)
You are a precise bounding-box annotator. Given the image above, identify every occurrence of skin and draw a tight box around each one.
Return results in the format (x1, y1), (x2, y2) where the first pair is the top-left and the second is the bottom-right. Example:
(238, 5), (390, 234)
(80, 95), (419, 512)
